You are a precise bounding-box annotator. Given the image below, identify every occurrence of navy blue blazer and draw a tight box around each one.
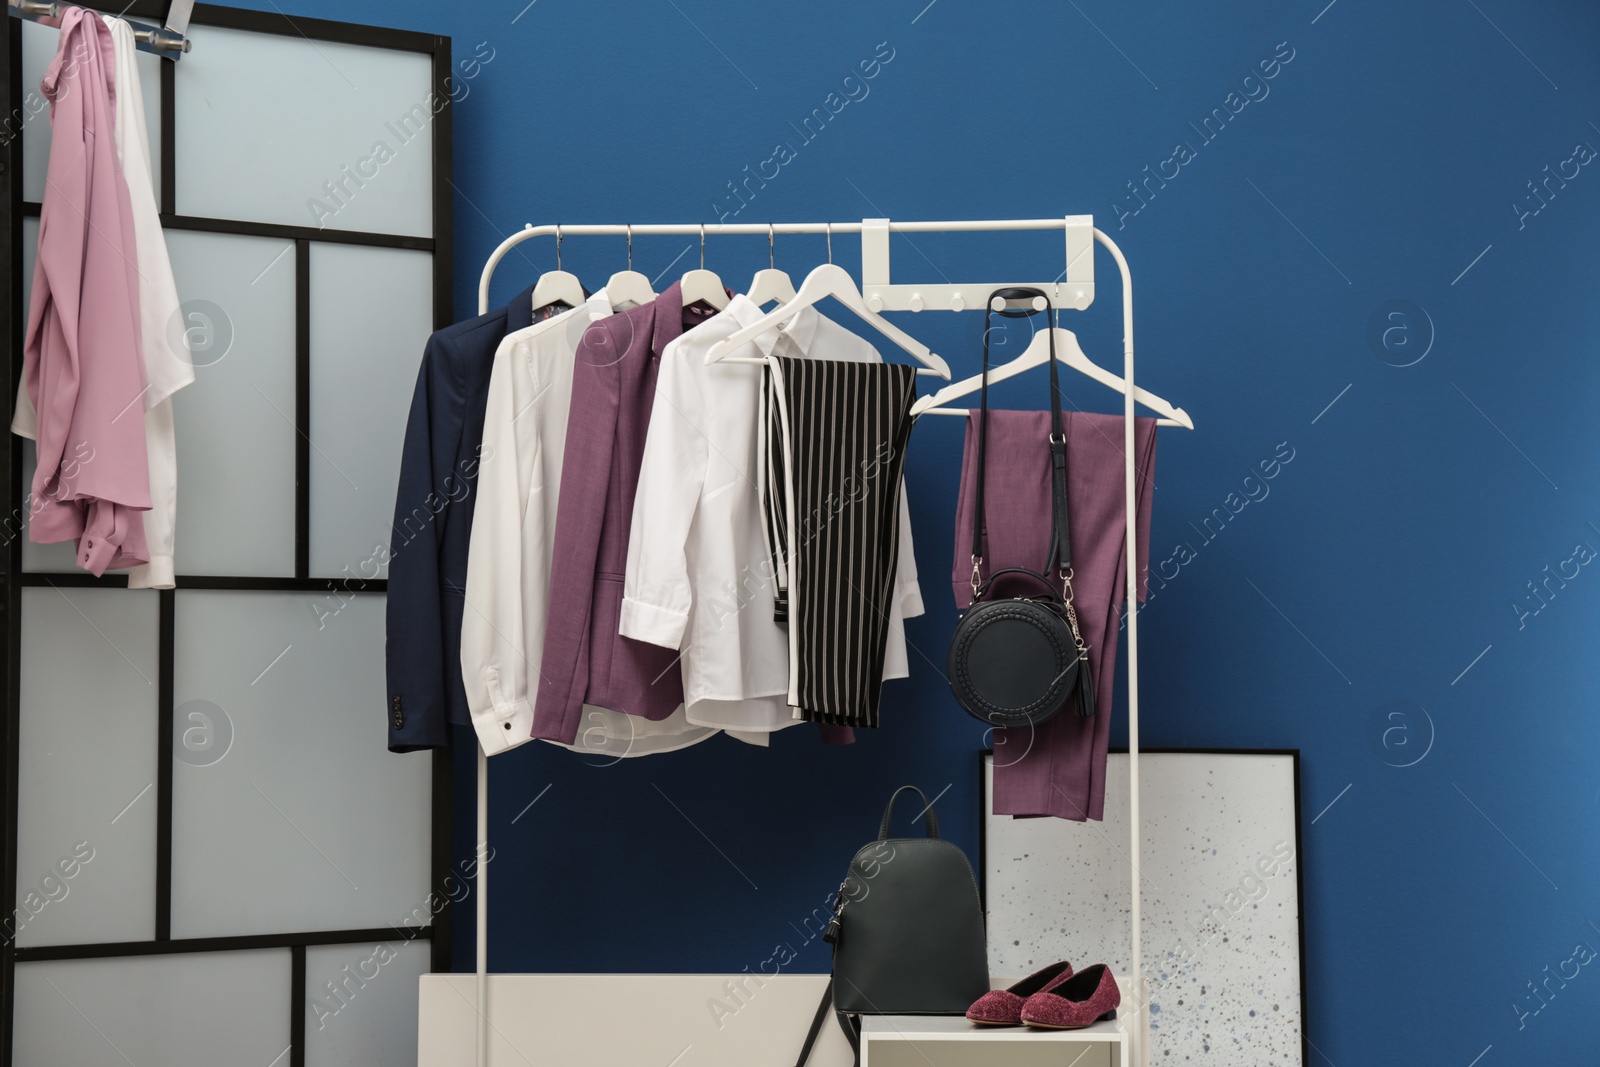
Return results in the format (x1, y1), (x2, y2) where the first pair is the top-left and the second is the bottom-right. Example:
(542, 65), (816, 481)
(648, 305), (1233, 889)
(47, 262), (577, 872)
(385, 287), (540, 752)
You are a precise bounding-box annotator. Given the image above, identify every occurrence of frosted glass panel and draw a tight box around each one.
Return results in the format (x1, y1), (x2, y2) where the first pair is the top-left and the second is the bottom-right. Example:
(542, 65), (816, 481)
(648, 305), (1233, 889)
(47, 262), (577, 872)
(16, 216), (81, 575)
(176, 25), (433, 236)
(171, 591), (430, 937)
(14, 950), (290, 1067)
(166, 230), (297, 576)
(23, 20), (163, 205)
(14, 589), (158, 947)
(308, 244), (432, 578)
(305, 939), (428, 1066)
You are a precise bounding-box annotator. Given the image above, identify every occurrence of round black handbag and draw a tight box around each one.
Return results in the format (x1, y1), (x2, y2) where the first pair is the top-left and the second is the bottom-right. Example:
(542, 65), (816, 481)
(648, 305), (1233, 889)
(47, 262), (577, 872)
(945, 288), (1095, 728)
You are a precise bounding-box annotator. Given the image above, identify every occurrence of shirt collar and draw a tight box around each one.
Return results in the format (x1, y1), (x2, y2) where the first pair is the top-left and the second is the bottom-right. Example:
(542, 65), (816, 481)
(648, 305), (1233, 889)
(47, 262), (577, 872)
(585, 288), (615, 321)
(777, 302), (819, 354)
(718, 294), (819, 358)
(652, 280), (735, 356)
(721, 294), (767, 353)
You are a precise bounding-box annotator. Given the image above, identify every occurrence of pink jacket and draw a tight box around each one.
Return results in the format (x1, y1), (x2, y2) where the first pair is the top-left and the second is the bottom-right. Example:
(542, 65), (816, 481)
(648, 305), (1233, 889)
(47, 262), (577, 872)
(17, 8), (150, 575)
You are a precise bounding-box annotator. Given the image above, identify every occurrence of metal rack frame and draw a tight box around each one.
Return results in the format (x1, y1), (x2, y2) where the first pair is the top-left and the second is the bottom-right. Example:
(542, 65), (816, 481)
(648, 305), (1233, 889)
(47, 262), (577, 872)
(474, 216), (1168, 1067)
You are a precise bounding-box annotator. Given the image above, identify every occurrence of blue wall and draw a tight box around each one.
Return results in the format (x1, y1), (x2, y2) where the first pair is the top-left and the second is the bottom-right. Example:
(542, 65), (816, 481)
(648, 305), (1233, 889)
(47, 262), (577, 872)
(253, 0), (1600, 1059)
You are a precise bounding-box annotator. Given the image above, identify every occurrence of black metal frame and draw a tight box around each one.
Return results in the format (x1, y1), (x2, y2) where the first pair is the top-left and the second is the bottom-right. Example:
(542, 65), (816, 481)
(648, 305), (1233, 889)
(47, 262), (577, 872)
(0, 5), (455, 1065)
(976, 746), (1309, 1067)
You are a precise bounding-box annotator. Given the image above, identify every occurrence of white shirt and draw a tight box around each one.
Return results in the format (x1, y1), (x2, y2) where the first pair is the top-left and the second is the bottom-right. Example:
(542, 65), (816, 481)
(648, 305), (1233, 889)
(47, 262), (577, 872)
(621, 296), (924, 733)
(107, 18), (193, 588)
(460, 290), (718, 757)
(14, 17), (194, 588)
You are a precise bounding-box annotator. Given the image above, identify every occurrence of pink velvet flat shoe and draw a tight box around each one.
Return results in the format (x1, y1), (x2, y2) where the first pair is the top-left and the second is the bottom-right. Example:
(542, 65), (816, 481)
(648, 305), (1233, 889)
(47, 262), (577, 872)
(1019, 963), (1120, 1029)
(965, 961), (1074, 1026)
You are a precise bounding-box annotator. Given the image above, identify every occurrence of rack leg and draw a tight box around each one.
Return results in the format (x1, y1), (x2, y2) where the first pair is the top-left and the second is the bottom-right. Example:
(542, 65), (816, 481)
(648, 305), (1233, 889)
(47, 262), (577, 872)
(476, 744), (489, 1067)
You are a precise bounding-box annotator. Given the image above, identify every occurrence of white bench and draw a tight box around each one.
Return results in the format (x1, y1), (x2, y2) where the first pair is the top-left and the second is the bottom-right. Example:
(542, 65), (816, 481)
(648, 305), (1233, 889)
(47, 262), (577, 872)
(418, 975), (1128, 1066)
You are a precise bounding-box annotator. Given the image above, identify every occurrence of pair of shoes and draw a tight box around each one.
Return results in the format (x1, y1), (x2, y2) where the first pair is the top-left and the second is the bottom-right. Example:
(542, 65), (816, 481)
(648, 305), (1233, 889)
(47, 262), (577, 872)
(965, 961), (1120, 1029)
(966, 961), (1073, 1025)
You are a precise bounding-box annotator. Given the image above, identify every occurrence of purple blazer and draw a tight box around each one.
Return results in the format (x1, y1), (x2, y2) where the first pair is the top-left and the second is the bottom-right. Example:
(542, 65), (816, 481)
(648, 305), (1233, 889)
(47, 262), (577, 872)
(953, 410), (1157, 822)
(534, 284), (725, 745)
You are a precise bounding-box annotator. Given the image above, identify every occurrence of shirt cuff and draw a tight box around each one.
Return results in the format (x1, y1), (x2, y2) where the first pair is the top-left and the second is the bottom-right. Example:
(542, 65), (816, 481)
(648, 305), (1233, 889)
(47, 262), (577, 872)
(619, 596), (688, 649)
(127, 556), (175, 590)
(471, 697), (535, 756)
(80, 534), (122, 577)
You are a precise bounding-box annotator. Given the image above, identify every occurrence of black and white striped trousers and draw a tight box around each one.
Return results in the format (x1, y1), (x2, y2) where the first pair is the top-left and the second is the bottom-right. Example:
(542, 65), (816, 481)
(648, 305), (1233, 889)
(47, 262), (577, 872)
(761, 354), (916, 728)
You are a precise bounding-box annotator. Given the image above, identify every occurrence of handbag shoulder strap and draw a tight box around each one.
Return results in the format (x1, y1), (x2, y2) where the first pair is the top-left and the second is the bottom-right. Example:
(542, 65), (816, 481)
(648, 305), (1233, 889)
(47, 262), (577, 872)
(972, 288), (1072, 585)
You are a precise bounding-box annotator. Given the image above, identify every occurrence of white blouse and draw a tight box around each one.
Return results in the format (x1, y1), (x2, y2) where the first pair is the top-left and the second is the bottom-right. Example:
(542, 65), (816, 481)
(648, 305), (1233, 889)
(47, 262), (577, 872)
(621, 295), (923, 734)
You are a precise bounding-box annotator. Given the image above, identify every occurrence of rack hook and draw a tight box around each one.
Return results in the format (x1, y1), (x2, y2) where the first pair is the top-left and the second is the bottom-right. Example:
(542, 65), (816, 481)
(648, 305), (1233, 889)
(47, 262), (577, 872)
(699, 223), (707, 270)
(556, 225), (563, 272)
(626, 224), (634, 272)
(768, 223), (776, 270)
(826, 222), (833, 264)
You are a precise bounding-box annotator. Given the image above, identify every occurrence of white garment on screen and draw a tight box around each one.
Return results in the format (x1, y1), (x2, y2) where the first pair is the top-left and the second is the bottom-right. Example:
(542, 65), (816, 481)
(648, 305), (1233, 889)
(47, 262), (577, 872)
(108, 16), (192, 588)
(621, 295), (923, 734)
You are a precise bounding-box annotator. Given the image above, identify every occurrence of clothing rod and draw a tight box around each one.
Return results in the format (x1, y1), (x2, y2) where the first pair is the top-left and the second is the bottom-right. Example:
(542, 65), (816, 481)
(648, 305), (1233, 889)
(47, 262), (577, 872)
(7, 0), (193, 55)
(472, 217), (1150, 1067)
(478, 218), (1092, 312)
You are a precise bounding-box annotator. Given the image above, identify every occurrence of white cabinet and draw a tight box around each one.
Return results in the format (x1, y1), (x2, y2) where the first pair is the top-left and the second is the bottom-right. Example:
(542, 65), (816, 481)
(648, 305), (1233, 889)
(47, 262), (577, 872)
(860, 1015), (1128, 1067)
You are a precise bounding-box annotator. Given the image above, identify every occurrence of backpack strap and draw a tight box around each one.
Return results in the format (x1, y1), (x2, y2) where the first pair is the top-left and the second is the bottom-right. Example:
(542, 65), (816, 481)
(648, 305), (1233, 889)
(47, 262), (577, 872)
(793, 980), (863, 1067)
(837, 1009), (862, 1066)
(794, 981), (835, 1067)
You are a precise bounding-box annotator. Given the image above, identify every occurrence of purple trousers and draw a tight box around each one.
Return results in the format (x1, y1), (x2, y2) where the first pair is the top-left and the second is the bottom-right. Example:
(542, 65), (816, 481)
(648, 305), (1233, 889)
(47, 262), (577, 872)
(952, 410), (1157, 821)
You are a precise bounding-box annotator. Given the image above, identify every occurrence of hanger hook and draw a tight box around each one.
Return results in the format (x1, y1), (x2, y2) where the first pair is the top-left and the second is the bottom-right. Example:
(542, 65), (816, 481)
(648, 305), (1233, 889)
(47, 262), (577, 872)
(626, 224), (634, 272)
(700, 223), (706, 270)
(555, 224), (563, 272)
(768, 223), (776, 270)
(826, 222), (833, 264)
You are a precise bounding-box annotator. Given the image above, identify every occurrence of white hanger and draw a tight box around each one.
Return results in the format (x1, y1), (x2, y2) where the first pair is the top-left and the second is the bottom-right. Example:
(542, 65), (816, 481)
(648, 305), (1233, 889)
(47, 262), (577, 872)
(746, 223), (796, 309)
(530, 225), (585, 313)
(705, 223), (951, 378)
(911, 301), (1193, 426)
(605, 225), (655, 311)
(679, 224), (730, 311)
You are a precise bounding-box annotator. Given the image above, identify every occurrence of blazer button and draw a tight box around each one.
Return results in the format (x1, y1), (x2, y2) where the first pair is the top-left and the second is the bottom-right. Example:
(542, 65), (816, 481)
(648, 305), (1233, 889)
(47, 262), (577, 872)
(390, 695), (404, 729)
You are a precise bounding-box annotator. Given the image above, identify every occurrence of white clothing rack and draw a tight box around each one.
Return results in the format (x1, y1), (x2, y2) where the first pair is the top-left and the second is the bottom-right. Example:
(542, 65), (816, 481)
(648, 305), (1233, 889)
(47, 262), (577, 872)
(472, 216), (1160, 1067)
(479, 216), (1098, 314)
